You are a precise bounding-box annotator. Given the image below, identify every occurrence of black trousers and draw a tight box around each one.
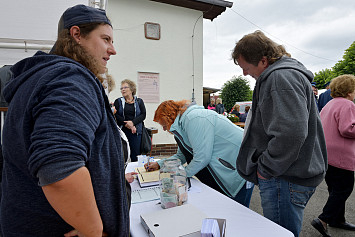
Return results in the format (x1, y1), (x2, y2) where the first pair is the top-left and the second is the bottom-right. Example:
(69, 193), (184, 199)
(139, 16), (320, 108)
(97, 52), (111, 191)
(123, 127), (141, 162)
(319, 165), (354, 225)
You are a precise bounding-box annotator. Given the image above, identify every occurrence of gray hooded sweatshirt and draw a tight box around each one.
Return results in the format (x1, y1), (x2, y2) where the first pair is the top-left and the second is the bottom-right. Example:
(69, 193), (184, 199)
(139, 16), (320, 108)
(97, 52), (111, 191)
(237, 56), (327, 187)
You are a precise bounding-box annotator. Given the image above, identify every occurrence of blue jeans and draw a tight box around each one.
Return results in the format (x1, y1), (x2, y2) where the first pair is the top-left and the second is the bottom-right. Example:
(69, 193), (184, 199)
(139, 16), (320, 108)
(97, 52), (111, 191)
(258, 177), (315, 237)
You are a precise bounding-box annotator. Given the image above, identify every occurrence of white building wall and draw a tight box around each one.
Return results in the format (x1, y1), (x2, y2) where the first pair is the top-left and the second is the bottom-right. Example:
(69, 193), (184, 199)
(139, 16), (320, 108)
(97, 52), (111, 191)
(0, 0), (204, 145)
(0, 0), (87, 66)
(107, 0), (203, 144)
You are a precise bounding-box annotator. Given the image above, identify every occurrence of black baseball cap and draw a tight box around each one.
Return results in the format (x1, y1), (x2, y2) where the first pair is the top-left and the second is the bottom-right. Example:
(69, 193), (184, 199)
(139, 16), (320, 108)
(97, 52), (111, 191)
(51, 4), (112, 53)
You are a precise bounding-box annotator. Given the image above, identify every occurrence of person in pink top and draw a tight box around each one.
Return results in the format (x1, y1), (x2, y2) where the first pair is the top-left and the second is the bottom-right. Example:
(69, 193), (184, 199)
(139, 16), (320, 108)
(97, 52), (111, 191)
(207, 98), (216, 110)
(311, 74), (355, 237)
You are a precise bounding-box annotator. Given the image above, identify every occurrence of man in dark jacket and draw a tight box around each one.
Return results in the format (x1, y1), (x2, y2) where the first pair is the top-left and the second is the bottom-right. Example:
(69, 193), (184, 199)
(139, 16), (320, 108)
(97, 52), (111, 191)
(0, 5), (129, 236)
(318, 81), (333, 112)
(232, 30), (327, 237)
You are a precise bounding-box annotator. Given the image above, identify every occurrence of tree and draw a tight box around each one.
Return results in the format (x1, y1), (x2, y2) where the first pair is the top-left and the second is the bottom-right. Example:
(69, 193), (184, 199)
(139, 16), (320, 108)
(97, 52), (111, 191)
(313, 68), (335, 89)
(313, 41), (355, 89)
(332, 41), (355, 77)
(220, 75), (252, 112)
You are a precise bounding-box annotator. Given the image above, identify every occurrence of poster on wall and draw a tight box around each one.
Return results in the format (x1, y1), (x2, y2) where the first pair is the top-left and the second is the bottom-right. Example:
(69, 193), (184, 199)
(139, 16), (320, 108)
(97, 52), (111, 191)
(137, 72), (160, 103)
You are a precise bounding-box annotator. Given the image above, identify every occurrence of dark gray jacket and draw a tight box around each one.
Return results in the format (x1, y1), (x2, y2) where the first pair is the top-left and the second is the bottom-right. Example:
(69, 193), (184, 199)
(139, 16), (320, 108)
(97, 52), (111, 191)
(215, 103), (225, 114)
(237, 56), (327, 187)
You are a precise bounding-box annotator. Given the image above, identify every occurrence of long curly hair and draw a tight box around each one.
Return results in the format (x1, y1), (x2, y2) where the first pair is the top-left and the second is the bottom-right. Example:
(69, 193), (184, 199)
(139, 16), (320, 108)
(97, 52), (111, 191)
(51, 22), (108, 84)
(154, 100), (190, 128)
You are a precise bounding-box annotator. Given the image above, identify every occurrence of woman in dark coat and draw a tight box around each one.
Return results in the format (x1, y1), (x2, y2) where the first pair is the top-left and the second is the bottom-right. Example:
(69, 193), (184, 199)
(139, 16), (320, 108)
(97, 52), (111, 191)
(114, 79), (146, 162)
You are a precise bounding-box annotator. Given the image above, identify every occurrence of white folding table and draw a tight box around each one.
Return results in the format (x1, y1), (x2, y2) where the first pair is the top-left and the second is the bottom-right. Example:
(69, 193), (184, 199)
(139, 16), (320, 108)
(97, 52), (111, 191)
(126, 162), (293, 237)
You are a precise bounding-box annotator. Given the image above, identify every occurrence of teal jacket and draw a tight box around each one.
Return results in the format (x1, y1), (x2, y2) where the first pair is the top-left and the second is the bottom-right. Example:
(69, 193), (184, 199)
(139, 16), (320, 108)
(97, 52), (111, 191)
(157, 105), (246, 197)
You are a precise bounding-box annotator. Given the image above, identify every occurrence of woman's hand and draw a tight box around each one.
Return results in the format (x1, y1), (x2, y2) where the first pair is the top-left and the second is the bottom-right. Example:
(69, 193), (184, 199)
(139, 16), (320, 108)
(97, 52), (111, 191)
(64, 229), (108, 237)
(124, 121), (134, 129)
(144, 162), (160, 171)
(125, 172), (138, 183)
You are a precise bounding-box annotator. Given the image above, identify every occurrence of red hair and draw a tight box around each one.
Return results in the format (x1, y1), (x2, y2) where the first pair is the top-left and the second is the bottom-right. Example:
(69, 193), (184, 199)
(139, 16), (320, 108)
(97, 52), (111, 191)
(154, 100), (190, 127)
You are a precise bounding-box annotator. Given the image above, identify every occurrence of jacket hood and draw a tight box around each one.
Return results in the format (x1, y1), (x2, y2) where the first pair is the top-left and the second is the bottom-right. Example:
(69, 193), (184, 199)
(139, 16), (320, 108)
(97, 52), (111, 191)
(181, 103), (203, 117)
(170, 103), (203, 132)
(176, 103), (202, 121)
(259, 56), (314, 83)
(4, 51), (87, 104)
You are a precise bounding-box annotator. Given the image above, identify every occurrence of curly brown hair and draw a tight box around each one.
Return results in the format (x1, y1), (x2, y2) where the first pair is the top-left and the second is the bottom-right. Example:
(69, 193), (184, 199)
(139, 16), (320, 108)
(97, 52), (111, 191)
(121, 79), (137, 96)
(232, 30), (291, 66)
(153, 100), (190, 128)
(104, 73), (116, 93)
(330, 74), (355, 98)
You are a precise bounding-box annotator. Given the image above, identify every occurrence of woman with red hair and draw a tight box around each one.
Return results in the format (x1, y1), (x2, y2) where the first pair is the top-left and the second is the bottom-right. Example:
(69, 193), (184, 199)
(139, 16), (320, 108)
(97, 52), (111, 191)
(145, 100), (253, 207)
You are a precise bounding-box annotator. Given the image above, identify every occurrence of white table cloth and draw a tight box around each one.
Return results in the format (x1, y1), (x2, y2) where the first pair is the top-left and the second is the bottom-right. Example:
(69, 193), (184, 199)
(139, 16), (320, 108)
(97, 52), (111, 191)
(126, 162), (293, 237)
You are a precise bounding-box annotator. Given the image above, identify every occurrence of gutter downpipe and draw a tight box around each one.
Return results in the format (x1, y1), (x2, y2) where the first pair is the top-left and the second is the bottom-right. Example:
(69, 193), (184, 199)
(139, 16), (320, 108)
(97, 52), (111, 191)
(0, 43), (53, 51)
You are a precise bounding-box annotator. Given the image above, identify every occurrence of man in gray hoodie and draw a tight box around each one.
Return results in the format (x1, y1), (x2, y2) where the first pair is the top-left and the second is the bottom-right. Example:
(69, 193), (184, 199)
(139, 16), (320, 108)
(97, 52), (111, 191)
(232, 30), (327, 237)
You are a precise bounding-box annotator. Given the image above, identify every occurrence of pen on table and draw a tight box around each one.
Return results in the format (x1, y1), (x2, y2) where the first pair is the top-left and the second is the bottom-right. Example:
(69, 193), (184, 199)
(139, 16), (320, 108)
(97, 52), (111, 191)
(146, 158), (150, 171)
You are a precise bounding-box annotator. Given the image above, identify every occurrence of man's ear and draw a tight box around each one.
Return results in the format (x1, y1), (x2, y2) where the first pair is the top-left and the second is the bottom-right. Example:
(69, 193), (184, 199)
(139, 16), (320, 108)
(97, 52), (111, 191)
(261, 56), (269, 68)
(69, 26), (81, 44)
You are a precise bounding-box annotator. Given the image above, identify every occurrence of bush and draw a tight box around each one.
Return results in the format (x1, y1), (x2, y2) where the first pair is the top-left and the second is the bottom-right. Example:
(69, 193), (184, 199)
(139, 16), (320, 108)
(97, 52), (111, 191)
(220, 76), (253, 112)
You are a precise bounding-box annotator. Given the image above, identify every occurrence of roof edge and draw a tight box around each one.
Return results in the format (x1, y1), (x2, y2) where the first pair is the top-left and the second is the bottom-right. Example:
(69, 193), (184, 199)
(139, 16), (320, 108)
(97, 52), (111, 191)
(148, 0), (233, 20)
(194, 0), (233, 8)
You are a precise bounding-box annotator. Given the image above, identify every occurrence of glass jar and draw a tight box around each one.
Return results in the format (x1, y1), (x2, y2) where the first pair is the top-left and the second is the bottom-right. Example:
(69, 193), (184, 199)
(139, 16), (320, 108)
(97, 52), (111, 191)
(159, 158), (188, 209)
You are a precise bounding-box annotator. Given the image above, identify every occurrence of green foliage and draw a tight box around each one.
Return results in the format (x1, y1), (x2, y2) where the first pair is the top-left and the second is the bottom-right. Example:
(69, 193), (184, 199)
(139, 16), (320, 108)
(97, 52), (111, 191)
(332, 41), (355, 77)
(314, 41), (355, 89)
(247, 89), (253, 100)
(220, 76), (253, 112)
(313, 68), (335, 89)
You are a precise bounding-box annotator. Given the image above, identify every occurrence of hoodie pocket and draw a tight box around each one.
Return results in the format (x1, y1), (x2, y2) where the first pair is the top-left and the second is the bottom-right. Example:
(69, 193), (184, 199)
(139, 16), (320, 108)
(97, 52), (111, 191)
(218, 158), (236, 170)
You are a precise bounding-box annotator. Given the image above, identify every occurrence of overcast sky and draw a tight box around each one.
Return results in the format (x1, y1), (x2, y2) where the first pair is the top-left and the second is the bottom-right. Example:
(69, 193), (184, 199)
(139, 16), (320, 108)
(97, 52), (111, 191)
(1, 0), (354, 91)
(203, 0), (355, 90)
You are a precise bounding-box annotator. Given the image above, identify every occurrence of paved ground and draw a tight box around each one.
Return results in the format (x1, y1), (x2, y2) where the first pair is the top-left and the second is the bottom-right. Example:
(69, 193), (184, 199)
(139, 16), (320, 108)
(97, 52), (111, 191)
(249, 179), (355, 237)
